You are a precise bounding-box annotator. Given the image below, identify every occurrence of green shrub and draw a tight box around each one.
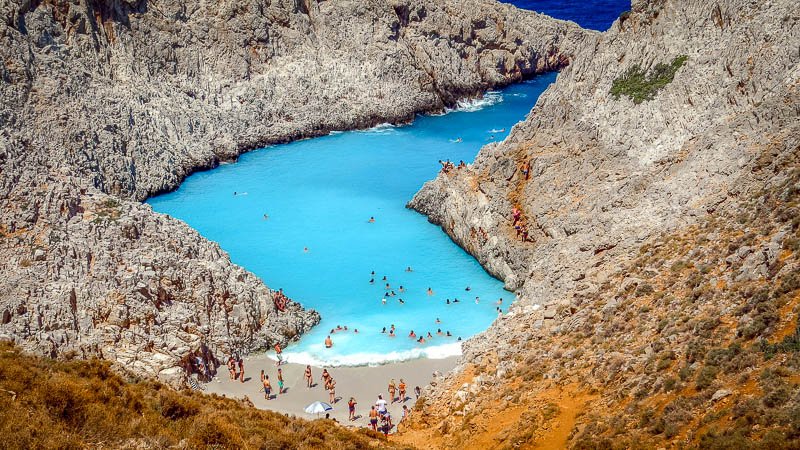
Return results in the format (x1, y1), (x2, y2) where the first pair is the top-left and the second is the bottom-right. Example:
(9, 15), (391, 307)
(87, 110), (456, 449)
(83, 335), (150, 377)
(610, 55), (688, 104)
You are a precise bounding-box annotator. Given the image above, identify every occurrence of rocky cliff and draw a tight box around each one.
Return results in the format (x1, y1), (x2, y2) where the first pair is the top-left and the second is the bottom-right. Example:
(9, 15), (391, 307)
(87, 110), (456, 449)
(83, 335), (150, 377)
(404, 0), (800, 447)
(0, 0), (589, 383)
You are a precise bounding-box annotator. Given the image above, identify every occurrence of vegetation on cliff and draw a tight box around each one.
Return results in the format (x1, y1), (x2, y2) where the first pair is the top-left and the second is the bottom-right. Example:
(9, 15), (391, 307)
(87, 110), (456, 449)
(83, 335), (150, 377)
(610, 55), (688, 104)
(0, 342), (406, 449)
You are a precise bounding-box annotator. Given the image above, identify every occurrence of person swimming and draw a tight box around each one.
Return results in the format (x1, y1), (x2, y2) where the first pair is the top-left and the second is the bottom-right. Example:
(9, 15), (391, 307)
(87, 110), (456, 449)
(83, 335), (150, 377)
(399, 286), (405, 293)
(303, 247), (309, 253)
(446, 299), (450, 304)
(465, 286), (471, 291)
(446, 331), (452, 336)
(437, 329), (442, 335)
(453, 298), (460, 303)
(369, 278), (374, 283)
(389, 329), (395, 337)
(435, 318), (441, 324)
(405, 266), (413, 272)
(417, 336), (425, 343)
(325, 335), (333, 348)
(263, 213), (269, 220)
(382, 297), (387, 305)
(426, 287), (433, 296)
(496, 298), (503, 305)
(381, 327), (386, 333)
(368, 216), (375, 223)
(408, 330), (416, 338)
(398, 298), (405, 304)
(426, 332), (433, 339)
(475, 296), (480, 304)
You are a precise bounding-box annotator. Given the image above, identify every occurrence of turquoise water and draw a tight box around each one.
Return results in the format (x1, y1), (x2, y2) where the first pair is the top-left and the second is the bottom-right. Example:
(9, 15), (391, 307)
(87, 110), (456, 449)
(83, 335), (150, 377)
(148, 73), (556, 366)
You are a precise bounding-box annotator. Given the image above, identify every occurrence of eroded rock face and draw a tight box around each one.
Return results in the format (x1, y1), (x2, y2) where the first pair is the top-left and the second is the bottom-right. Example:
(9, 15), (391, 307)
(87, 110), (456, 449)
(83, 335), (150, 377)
(0, 0), (590, 382)
(408, 0), (799, 439)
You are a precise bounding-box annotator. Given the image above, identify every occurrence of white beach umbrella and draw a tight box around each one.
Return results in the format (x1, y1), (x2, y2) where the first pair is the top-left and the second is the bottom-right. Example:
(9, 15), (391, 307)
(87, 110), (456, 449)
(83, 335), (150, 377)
(304, 401), (333, 417)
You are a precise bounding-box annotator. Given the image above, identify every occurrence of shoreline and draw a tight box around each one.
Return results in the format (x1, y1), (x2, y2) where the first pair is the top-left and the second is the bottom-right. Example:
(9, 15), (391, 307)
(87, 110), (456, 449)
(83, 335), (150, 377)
(202, 353), (458, 431)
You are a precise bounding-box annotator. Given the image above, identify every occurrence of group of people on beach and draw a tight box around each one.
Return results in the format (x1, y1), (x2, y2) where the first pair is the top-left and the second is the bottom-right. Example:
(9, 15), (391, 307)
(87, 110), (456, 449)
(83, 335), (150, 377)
(227, 355), (246, 383)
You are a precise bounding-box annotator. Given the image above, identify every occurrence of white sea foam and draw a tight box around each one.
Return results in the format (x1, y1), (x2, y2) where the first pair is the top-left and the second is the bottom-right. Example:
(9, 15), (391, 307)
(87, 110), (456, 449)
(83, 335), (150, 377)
(446, 91), (504, 113)
(269, 342), (463, 367)
(359, 123), (398, 134)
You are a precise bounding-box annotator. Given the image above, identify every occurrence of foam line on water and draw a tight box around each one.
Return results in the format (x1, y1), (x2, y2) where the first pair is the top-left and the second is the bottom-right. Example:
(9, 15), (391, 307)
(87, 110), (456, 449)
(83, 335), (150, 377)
(446, 91), (504, 113)
(268, 342), (463, 367)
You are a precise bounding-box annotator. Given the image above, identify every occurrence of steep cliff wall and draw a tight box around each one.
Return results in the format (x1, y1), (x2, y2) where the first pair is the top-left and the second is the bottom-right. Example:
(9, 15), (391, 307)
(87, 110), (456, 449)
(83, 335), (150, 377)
(404, 0), (800, 447)
(0, 0), (590, 383)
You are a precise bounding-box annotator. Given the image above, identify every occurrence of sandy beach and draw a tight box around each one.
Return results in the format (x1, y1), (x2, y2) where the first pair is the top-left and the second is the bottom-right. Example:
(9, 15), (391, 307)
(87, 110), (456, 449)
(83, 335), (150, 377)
(202, 352), (458, 431)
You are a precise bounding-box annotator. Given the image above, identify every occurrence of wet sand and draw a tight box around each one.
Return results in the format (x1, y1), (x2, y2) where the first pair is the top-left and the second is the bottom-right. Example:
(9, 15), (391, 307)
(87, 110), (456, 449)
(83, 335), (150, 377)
(202, 353), (457, 430)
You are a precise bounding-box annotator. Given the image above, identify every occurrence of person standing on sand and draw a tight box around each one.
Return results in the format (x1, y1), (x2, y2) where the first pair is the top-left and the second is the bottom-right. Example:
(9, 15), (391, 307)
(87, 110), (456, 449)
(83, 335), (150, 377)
(304, 365), (313, 388)
(227, 356), (236, 380)
(321, 369), (330, 387)
(260, 370), (271, 400)
(277, 368), (284, 394)
(327, 377), (336, 404)
(388, 379), (397, 403)
(398, 379), (407, 402)
(369, 406), (378, 431)
(238, 358), (245, 382)
(415, 386), (421, 399)
(348, 397), (357, 421)
(376, 394), (387, 415)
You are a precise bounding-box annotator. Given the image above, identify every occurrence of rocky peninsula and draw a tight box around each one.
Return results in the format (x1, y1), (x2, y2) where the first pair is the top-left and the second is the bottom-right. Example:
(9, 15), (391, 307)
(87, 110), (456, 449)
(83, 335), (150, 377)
(0, 0), (588, 384)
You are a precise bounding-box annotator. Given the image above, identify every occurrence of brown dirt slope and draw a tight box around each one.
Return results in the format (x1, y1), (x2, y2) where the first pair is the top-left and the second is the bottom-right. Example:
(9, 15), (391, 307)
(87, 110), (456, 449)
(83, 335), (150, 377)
(0, 342), (411, 449)
(399, 140), (800, 447)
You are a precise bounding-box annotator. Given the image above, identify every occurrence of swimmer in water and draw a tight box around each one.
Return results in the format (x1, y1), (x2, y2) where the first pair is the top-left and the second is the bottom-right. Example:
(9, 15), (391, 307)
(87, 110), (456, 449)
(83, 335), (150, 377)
(453, 298), (460, 303)
(475, 296), (480, 304)
(436, 318), (441, 324)
(382, 297), (387, 305)
(368, 217), (375, 223)
(389, 328), (395, 337)
(446, 331), (452, 337)
(382, 276), (387, 281)
(437, 329), (442, 335)
(426, 332), (433, 339)
(325, 335), (333, 348)
(303, 247), (309, 253)
(417, 336), (425, 344)
(263, 213), (269, 220)
(369, 278), (374, 283)
(446, 299), (451, 304)
(399, 298), (405, 304)
(465, 286), (471, 291)
(399, 286), (405, 293)
(427, 287), (433, 296)
(381, 327), (386, 333)
(408, 330), (416, 338)
(496, 298), (503, 305)
(405, 266), (413, 272)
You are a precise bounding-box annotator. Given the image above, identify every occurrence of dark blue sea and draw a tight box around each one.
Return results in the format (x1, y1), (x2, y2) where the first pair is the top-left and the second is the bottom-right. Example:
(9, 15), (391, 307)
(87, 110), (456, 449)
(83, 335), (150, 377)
(503, 0), (630, 31)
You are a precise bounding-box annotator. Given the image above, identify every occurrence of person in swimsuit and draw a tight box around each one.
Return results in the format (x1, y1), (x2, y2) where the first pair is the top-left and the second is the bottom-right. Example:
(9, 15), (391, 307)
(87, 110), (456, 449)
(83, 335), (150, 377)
(325, 335), (333, 348)
(388, 379), (397, 403)
(398, 379), (407, 402)
(389, 328), (395, 337)
(238, 358), (245, 383)
(304, 365), (313, 388)
(381, 327), (386, 333)
(260, 370), (271, 400)
(398, 298), (405, 304)
(348, 397), (357, 421)
(427, 287), (433, 295)
(408, 330), (416, 338)
(417, 336), (425, 344)
(415, 386), (421, 399)
(274, 343), (283, 366)
(426, 331), (433, 339)
(227, 356), (236, 380)
(321, 368), (330, 386)
(368, 217), (375, 223)
(326, 377), (336, 403)
(446, 331), (452, 337)
(369, 406), (378, 431)
(405, 266), (413, 272)
(277, 368), (284, 394)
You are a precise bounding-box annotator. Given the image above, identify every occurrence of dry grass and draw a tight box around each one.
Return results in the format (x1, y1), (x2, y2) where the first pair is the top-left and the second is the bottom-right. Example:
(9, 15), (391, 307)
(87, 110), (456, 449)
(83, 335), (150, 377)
(0, 343), (411, 449)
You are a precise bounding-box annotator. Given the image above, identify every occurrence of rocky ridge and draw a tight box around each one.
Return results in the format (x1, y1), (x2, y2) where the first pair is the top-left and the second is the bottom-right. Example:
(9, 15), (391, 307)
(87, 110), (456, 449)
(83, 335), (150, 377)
(404, 0), (800, 447)
(0, 0), (591, 383)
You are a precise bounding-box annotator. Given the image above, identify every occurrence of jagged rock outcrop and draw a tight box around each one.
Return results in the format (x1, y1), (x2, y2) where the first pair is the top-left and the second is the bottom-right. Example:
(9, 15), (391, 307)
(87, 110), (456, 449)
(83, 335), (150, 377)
(405, 0), (799, 447)
(0, 0), (590, 383)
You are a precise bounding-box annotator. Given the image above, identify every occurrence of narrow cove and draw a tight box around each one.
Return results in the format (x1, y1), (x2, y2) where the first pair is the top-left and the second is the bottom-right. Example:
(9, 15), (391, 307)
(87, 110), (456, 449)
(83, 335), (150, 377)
(147, 73), (556, 366)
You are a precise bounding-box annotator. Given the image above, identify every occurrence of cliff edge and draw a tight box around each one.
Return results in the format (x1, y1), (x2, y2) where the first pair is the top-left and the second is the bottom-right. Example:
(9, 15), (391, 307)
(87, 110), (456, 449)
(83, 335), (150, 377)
(405, 0), (799, 447)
